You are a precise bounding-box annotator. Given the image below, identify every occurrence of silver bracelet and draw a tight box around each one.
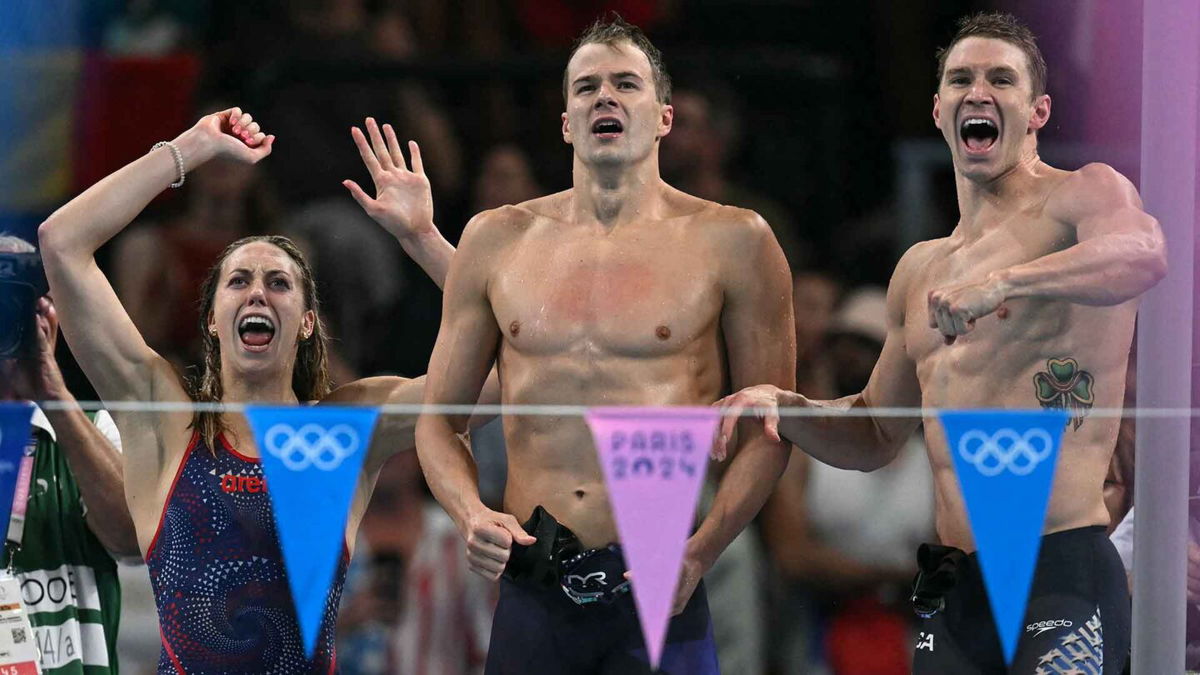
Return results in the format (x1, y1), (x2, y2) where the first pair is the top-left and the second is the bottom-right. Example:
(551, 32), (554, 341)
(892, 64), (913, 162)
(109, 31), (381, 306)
(151, 140), (185, 188)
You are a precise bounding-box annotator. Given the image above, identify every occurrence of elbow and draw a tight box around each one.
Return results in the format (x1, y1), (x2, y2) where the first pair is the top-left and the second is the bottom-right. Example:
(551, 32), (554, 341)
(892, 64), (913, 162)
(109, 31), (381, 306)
(37, 215), (75, 264)
(1147, 243), (1168, 288)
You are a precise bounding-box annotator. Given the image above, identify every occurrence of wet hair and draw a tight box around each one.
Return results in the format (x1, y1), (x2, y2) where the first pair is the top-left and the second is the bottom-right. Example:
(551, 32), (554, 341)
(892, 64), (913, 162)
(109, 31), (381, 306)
(563, 13), (672, 105)
(0, 233), (35, 253)
(190, 235), (332, 450)
(936, 12), (1047, 99)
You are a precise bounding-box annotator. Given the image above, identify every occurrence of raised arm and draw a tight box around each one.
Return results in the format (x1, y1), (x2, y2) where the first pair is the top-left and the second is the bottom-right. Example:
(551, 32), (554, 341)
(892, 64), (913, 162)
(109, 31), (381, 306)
(927, 163), (1167, 340)
(715, 241), (930, 472)
(414, 209), (533, 580)
(343, 117), (455, 289)
(38, 108), (273, 402)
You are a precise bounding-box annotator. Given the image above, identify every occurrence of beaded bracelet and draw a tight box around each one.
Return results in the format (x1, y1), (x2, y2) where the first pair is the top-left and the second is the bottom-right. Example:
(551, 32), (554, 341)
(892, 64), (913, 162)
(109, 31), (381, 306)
(151, 140), (185, 188)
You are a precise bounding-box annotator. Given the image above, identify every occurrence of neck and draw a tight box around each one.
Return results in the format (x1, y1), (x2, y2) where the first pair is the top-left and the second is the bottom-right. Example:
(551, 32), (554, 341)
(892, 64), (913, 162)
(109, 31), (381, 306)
(571, 151), (667, 226)
(219, 368), (299, 404)
(954, 139), (1043, 235)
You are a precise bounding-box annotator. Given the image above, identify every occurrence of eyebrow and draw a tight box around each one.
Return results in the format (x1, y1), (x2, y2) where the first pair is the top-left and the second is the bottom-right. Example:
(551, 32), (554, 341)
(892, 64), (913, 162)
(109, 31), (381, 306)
(572, 71), (645, 87)
(945, 65), (1021, 79)
(227, 268), (293, 277)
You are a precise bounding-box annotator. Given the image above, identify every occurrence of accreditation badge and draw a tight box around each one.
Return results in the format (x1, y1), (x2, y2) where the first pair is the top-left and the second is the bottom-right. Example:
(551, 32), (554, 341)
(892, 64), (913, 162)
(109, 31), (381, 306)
(0, 574), (40, 674)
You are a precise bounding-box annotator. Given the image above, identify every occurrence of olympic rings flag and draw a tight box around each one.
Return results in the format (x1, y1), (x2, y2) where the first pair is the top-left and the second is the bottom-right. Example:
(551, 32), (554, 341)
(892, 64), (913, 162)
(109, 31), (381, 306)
(584, 407), (718, 670)
(0, 403), (34, 542)
(939, 409), (1069, 666)
(245, 404), (380, 659)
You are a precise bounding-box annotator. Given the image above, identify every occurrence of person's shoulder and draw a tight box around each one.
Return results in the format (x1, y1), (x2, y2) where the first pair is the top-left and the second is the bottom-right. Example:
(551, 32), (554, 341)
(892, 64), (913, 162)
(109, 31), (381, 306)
(691, 199), (775, 244)
(1045, 162), (1142, 224)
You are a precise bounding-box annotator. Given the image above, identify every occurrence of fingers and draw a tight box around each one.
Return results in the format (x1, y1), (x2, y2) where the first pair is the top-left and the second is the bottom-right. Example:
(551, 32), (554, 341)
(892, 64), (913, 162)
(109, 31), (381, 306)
(350, 126), (382, 177)
(365, 118), (393, 170)
(500, 514), (536, 546)
(715, 402), (743, 461)
(383, 124), (407, 170)
(765, 408), (781, 443)
(342, 180), (376, 213)
(409, 140), (424, 175)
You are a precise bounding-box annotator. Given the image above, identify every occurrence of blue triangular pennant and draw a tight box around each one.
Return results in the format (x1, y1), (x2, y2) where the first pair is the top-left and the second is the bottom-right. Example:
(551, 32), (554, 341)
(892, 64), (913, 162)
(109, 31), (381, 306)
(245, 405), (379, 658)
(0, 402), (34, 538)
(938, 409), (1067, 665)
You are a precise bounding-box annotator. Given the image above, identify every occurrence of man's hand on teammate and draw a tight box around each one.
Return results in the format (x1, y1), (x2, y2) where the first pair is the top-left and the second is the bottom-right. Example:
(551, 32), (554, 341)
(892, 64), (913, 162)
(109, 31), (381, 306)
(461, 505), (536, 581)
(344, 117), (437, 242)
(927, 274), (1010, 344)
(711, 384), (787, 461)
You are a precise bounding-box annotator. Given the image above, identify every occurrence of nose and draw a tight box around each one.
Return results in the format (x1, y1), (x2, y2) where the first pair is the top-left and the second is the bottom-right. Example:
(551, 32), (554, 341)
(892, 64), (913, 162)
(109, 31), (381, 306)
(593, 83), (618, 110)
(246, 280), (268, 306)
(964, 82), (994, 107)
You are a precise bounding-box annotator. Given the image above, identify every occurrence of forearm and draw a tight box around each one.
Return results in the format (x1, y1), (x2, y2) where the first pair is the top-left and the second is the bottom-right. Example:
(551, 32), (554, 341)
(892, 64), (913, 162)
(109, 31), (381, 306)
(40, 129), (209, 260)
(776, 392), (904, 472)
(415, 416), (486, 530)
(689, 436), (789, 571)
(395, 228), (456, 290)
(41, 397), (139, 557)
(992, 233), (1166, 306)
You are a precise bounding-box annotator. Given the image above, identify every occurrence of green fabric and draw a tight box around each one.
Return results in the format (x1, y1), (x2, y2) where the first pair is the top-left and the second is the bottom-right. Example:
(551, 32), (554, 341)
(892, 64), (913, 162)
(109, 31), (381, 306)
(5, 413), (120, 674)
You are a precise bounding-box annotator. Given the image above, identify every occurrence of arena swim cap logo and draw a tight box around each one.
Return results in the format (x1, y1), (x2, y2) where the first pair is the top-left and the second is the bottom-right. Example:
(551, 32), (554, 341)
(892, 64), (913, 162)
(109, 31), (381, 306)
(957, 428), (1054, 477)
(263, 423), (360, 471)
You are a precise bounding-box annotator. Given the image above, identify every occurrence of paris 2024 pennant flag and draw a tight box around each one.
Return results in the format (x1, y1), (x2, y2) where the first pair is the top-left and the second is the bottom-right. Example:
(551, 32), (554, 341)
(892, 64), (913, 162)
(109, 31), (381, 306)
(585, 407), (718, 670)
(938, 409), (1068, 665)
(245, 405), (379, 658)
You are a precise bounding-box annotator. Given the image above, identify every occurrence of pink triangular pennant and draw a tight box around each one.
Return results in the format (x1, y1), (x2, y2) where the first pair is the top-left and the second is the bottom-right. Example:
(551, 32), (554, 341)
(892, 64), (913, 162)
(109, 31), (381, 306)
(585, 406), (716, 669)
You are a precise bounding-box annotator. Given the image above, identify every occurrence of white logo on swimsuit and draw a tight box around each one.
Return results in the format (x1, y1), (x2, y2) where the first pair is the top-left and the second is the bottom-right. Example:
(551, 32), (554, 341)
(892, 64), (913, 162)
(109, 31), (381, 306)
(263, 423), (360, 471)
(957, 428), (1054, 477)
(915, 632), (934, 651)
(565, 571), (608, 587)
(1026, 618), (1072, 636)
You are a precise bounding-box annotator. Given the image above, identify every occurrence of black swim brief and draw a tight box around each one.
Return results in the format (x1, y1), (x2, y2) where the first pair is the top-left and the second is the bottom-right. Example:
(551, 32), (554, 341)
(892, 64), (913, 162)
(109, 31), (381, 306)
(911, 525), (1130, 674)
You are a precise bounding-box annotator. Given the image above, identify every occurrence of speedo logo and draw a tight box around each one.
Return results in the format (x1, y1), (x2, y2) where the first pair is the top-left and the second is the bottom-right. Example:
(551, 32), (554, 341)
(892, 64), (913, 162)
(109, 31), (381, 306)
(1026, 619), (1072, 636)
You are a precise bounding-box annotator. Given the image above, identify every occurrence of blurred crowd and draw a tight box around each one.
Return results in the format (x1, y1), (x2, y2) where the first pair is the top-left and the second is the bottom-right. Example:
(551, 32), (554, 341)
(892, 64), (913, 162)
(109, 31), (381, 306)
(33, 0), (1168, 673)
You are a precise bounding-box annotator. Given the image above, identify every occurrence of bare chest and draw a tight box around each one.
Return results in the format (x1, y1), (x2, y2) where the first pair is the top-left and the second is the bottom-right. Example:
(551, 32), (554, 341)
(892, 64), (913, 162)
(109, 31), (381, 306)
(904, 215), (1075, 370)
(490, 233), (722, 358)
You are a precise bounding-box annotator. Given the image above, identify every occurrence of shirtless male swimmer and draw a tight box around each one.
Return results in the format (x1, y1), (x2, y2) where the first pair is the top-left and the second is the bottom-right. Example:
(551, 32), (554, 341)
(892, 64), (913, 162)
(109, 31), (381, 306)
(413, 15), (795, 675)
(717, 12), (1165, 674)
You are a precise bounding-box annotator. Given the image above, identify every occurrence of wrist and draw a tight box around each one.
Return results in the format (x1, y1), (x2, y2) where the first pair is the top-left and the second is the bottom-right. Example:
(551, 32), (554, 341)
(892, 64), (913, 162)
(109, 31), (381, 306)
(395, 223), (442, 247)
(685, 535), (718, 574)
(986, 267), (1016, 301)
(171, 127), (215, 172)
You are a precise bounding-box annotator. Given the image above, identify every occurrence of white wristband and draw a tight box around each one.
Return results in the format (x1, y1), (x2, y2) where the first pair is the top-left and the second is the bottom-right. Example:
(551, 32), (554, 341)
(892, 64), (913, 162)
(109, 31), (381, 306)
(151, 141), (185, 188)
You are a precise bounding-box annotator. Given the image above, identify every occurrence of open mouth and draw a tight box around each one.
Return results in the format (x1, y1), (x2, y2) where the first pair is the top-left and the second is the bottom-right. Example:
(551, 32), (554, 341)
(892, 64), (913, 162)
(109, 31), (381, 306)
(960, 117), (999, 154)
(591, 117), (624, 139)
(237, 315), (276, 351)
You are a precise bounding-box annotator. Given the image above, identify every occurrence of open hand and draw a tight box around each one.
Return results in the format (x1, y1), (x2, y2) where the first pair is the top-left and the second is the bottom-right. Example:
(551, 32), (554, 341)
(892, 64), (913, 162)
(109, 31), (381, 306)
(711, 384), (786, 461)
(344, 117), (435, 241)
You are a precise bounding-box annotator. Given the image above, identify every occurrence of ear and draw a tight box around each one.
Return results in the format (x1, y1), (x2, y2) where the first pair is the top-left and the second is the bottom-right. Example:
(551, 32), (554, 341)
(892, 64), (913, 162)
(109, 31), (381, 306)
(931, 93), (942, 129)
(1028, 94), (1051, 133)
(657, 103), (674, 140)
(207, 312), (217, 337)
(301, 310), (315, 340)
(562, 112), (572, 145)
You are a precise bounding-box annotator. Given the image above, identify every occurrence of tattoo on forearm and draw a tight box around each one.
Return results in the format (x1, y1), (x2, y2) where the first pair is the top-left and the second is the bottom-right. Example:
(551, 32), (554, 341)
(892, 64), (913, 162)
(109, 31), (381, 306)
(1033, 358), (1095, 431)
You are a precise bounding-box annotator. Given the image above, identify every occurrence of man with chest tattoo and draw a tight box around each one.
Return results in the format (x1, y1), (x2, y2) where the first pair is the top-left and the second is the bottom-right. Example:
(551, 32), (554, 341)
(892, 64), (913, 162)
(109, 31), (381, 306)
(414, 15), (795, 675)
(718, 12), (1165, 674)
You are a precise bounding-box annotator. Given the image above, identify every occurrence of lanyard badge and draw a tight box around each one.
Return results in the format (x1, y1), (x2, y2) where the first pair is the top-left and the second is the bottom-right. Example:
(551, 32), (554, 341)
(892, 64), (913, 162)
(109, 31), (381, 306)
(0, 573), (41, 673)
